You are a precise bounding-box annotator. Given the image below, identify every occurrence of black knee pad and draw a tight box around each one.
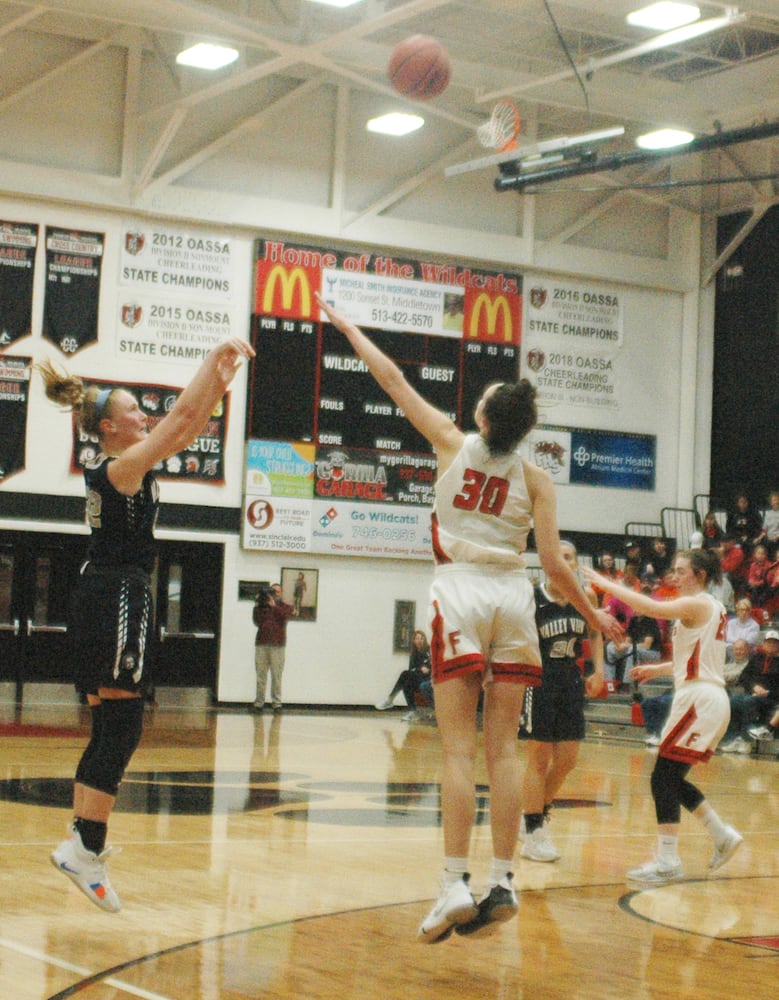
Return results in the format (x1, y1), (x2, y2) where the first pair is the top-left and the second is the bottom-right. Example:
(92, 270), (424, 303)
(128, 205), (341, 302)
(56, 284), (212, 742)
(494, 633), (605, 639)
(81, 697), (144, 797)
(650, 755), (687, 825)
(75, 703), (104, 785)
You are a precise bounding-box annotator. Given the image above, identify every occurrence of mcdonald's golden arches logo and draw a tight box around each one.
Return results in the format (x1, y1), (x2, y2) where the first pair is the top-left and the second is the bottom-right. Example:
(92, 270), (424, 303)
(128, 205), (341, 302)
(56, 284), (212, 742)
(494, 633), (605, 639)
(256, 262), (316, 318)
(464, 289), (520, 344)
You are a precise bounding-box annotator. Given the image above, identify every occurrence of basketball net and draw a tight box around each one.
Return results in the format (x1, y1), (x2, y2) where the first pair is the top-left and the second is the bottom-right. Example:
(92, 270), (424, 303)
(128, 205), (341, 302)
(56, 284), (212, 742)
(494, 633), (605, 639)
(477, 100), (521, 152)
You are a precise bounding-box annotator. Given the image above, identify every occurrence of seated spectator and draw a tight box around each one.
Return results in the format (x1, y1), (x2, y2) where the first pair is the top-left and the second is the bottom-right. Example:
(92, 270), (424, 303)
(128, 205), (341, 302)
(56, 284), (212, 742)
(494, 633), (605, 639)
(605, 584), (663, 685)
(722, 630), (779, 748)
(727, 492), (762, 556)
(719, 533), (748, 597)
(592, 551), (623, 606)
(602, 561), (641, 632)
(708, 569), (735, 615)
(745, 543), (773, 608)
(641, 536), (672, 585)
(755, 490), (779, 549)
(651, 567), (679, 602)
(624, 538), (644, 566)
(719, 639), (754, 753)
(725, 598), (761, 655)
(375, 629), (431, 720)
(700, 510), (725, 551)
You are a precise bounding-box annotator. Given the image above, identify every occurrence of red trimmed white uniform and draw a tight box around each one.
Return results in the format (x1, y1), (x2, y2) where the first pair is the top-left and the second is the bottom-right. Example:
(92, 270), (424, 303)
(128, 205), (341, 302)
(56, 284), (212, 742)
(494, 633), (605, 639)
(428, 433), (541, 686)
(659, 593), (730, 763)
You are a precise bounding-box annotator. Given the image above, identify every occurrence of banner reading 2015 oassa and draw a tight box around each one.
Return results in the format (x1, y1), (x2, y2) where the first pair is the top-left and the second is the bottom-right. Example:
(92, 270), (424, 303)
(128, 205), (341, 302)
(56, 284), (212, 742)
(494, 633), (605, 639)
(244, 238), (523, 559)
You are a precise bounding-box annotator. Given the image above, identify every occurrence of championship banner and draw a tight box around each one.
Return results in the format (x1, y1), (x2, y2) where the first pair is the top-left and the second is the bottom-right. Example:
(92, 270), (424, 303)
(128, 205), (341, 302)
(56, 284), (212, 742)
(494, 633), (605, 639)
(71, 379), (229, 484)
(0, 355), (31, 482)
(523, 277), (623, 412)
(117, 222), (238, 367)
(0, 221), (38, 347)
(528, 424), (656, 491)
(42, 228), (104, 354)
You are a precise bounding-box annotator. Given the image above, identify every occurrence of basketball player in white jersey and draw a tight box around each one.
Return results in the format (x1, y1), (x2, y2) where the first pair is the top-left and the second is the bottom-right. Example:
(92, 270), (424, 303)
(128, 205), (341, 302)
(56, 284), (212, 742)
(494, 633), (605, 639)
(315, 292), (620, 942)
(585, 548), (743, 885)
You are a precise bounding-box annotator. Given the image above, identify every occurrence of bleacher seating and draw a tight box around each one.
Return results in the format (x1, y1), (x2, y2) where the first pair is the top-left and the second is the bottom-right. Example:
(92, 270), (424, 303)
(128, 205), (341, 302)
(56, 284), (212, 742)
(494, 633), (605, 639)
(661, 507), (698, 551)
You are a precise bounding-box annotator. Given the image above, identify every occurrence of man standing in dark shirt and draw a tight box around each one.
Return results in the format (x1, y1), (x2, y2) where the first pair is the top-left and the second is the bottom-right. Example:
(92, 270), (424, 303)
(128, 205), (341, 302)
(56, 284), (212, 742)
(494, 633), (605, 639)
(253, 583), (294, 712)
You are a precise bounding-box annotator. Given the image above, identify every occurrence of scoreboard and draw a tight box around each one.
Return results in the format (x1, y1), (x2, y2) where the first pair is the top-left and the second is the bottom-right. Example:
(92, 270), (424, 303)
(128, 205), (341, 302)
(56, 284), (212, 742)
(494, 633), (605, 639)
(243, 239), (523, 559)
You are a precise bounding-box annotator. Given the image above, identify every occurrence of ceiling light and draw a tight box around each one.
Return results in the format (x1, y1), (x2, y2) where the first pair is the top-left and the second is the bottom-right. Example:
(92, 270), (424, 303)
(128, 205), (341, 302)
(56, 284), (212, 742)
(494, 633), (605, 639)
(627, 3), (700, 30)
(636, 128), (695, 149)
(305, 0), (364, 7)
(176, 43), (239, 70)
(367, 113), (424, 136)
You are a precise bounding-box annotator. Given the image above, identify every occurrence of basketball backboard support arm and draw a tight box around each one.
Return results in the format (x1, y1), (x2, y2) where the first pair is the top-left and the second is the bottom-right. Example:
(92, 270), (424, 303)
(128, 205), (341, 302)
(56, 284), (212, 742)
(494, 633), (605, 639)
(444, 127), (625, 178)
(495, 119), (779, 192)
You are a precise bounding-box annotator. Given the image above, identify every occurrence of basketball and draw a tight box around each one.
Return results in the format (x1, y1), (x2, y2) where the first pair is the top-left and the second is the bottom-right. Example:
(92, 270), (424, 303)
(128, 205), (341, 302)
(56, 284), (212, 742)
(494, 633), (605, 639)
(387, 35), (451, 100)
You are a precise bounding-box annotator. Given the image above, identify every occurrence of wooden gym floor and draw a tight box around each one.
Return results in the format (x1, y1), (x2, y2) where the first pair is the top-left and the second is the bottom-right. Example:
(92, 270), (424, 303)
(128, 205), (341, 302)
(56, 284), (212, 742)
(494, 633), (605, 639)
(0, 703), (776, 1000)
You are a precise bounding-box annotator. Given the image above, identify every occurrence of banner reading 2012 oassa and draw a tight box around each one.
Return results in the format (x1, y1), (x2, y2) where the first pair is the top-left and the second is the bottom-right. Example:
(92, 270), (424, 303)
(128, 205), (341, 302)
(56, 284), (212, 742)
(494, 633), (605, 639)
(527, 425), (655, 491)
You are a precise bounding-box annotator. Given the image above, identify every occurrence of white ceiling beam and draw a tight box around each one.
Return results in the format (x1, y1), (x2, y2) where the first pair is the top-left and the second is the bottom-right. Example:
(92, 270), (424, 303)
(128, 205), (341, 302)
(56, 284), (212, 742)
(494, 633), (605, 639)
(0, 36), (112, 112)
(141, 79), (321, 196)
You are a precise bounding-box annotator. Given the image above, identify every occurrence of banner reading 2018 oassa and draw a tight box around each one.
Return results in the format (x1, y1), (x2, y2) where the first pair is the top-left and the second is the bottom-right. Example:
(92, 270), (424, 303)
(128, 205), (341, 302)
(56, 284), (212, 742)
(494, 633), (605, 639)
(242, 239), (524, 559)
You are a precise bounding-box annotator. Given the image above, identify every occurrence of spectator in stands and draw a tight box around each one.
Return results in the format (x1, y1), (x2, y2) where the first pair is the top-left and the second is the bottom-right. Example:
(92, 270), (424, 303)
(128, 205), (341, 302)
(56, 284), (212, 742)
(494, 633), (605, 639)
(723, 631), (779, 746)
(708, 567), (735, 616)
(725, 598), (761, 655)
(719, 639), (755, 753)
(755, 490), (779, 549)
(602, 561), (641, 631)
(701, 510), (725, 551)
(745, 543), (773, 608)
(625, 538), (643, 566)
(605, 585), (663, 686)
(642, 537), (672, 585)
(718, 533), (747, 598)
(727, 492), (762, 556)
(592, 551), (623, 607)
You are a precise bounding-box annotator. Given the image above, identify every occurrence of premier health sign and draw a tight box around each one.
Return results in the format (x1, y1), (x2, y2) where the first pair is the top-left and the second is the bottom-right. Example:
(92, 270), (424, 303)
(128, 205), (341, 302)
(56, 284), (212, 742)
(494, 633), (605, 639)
(529, 425), (656, 491)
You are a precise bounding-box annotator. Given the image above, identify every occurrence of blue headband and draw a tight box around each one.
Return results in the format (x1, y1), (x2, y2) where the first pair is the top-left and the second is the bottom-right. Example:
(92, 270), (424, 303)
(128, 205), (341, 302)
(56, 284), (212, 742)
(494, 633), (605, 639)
(95, 387), (112, 420)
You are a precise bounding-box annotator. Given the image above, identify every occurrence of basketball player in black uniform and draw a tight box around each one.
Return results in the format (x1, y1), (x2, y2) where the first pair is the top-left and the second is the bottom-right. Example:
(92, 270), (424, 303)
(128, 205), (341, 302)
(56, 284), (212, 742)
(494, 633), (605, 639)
(518, 540), (604, 862)
(38, 334), (253, 911)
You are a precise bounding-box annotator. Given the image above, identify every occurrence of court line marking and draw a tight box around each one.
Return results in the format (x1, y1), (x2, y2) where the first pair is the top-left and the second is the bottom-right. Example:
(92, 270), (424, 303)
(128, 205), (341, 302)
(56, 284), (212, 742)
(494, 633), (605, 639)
(0, 937), (174, 1000)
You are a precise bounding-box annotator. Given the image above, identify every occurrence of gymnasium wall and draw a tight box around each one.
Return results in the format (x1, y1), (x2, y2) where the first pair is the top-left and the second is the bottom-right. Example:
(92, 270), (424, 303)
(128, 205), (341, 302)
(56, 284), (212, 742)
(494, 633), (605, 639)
(0, 189), (710, 705)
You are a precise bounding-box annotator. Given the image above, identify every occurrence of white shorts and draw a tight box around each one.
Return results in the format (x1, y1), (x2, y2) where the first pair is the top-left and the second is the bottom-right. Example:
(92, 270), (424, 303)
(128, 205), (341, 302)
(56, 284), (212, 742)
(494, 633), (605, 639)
(427, 564), (541, 686)
(659, 681), (730, 764)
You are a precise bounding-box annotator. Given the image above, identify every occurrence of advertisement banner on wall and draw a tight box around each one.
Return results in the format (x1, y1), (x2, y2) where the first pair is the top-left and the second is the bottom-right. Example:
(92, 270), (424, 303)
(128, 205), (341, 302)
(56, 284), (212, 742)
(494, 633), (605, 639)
(528, 425), (656, 491)
(0, 221), (38, 347)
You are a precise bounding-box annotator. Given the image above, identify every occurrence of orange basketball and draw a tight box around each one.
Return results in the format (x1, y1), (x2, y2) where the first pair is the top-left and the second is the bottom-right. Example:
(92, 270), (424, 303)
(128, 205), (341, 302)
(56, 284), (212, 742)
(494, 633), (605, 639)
(387, 35), (451, 100)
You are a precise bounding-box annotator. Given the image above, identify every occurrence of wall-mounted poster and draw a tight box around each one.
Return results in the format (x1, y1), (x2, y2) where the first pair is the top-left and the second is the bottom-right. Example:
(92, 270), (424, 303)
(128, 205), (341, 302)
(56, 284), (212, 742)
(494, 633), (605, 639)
(0, 355), (32, 481)
(71, 378), (230, 483)
(393, 600), (415, 653)
(42, 228), (104, 355)
(0, 221), (38, 347)
(281, 567), (318, 622)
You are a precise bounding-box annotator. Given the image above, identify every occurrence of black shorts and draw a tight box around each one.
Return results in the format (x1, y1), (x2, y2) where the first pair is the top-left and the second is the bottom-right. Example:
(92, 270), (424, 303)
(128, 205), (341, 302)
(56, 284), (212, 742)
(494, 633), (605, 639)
(518, 664), (585, 742)
(68, 565), (154, 696)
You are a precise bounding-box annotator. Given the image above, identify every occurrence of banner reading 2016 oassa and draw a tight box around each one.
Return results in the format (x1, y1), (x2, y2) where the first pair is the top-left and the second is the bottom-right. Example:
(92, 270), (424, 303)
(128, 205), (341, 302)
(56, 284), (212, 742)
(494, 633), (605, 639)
(242, 239), (524, 559)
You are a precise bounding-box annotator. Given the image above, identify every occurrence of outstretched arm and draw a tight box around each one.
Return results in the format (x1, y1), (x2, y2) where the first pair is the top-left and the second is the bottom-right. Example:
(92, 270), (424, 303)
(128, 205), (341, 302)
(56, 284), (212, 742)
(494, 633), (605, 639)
(109, 336), (254, 495)
(315, 292), (462, 463)
(526, 461), (622, 642)
(582, 568), (709, 629)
